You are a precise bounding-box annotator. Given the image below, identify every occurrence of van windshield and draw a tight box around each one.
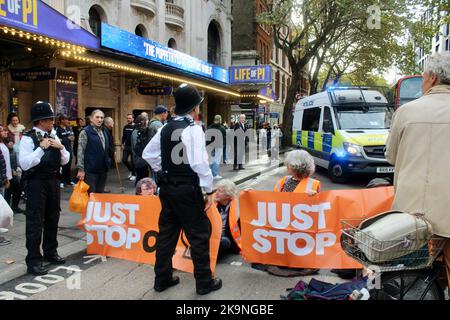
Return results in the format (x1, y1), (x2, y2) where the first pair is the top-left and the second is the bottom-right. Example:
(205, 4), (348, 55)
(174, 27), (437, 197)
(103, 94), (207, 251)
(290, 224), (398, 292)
(336, 105), (393, 130)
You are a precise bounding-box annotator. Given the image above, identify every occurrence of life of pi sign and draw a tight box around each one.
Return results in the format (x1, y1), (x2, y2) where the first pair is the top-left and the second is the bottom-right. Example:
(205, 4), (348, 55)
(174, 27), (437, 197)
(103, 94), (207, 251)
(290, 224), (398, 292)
(251, 201), (336, 256)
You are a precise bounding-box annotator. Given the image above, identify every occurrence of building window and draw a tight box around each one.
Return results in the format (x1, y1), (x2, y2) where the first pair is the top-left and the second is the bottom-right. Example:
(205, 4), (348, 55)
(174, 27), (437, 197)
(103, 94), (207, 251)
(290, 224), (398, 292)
(88, 6), (102, 37)
(135, 24), (148, 38)
(208, 21), (221, 65)
(168, 38), (177, 49)
(446, 39), (449, 51)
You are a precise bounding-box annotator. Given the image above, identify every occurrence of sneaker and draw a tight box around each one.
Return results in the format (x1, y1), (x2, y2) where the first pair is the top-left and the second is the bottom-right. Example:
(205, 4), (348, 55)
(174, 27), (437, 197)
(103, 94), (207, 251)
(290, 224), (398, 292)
(60, 183), (65, 189)
(0, 236), (10, 246)
(129, 176), (136, 181)
(127, 172), (132, 179)
(0, 228), (9, 233)
(70, 181), (76, 186)
(213, 175), (223, 180)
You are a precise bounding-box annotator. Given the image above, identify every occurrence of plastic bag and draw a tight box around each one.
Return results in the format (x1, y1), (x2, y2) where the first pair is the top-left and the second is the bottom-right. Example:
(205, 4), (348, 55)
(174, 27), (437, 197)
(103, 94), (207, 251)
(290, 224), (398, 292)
(69, 180), (90, 214)
(0, 194), (13, 228)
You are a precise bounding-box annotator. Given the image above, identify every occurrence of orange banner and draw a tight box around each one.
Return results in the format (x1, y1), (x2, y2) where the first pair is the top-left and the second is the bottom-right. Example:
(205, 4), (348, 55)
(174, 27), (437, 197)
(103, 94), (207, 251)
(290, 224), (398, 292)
(77, 194), (222, 274)
(238, 187), (394, 269)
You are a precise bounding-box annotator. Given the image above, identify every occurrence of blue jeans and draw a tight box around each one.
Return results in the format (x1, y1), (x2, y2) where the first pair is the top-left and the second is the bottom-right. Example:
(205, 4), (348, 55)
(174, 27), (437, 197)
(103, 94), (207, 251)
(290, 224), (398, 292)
(210, 148), (222, 177)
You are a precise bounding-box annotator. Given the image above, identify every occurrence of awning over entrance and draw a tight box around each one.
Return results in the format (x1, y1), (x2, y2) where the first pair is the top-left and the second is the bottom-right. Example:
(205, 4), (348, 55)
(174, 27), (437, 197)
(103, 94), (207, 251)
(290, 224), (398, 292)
(0, 0), (99, 50)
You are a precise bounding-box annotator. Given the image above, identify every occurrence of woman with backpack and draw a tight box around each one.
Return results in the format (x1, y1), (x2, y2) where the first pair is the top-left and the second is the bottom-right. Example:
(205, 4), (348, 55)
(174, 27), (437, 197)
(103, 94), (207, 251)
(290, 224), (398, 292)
(131, 115), (152, 185)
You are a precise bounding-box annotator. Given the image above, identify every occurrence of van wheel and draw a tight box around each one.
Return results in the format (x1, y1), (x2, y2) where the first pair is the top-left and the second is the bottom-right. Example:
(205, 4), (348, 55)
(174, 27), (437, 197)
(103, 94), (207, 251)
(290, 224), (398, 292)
(328, 159), (348, 183)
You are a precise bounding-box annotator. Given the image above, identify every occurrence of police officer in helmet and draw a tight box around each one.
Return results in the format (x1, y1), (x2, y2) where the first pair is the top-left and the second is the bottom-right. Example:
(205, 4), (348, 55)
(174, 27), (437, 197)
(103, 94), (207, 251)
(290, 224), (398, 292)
(143, 84), (222, 295)
(19, 102), (70, 276)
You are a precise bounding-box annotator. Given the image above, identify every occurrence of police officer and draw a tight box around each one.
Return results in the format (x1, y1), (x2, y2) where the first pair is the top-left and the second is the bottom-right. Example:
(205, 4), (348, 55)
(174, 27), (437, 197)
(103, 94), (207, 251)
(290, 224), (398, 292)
(19, 102), (70, 276)
(143, 84), (222, 295)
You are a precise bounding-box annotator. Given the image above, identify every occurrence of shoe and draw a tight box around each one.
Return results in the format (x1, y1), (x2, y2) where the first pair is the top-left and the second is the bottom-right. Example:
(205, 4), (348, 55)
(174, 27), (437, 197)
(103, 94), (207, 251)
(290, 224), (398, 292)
(12, 207), (25, 214)
(104, 189), (111, 194)
(43, 254), (66, 265)
(127, 172), (132, 179)
(154, 276), (180, 292)
(196, 278), (222, 295)
(0, 228), (8, 233)
(0, 236), (11, 246)
(213, 175), (223, 180)
(27, 264), (48, 276)
(233, 166), (239, 171)
(129, 176), (136, 181)
(70, 181), (76, 186)
(238, 165), (244, 170)
(60, 183), (65, 189)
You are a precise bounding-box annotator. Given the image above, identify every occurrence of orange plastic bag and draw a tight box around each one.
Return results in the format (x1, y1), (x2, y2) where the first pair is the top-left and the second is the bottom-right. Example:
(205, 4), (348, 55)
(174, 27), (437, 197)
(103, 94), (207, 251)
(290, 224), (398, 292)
(69, 180), (90, 214)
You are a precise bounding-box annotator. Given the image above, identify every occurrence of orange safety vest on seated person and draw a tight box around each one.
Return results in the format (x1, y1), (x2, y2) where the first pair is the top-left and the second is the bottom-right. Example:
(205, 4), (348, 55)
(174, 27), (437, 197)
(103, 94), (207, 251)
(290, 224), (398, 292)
(228, 199), (242, 251)
(274, 176), (321, 193)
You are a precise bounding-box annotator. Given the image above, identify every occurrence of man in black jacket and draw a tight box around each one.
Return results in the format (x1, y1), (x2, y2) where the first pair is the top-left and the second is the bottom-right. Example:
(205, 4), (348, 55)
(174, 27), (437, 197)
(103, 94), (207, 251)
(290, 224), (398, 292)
(233, 114), (248, 170)
(121, 113), (135, 181)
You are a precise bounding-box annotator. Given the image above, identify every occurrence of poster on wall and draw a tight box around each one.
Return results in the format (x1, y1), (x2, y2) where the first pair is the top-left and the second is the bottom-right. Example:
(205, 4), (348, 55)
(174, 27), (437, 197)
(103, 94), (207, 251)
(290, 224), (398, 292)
(55, 71), (78, 121)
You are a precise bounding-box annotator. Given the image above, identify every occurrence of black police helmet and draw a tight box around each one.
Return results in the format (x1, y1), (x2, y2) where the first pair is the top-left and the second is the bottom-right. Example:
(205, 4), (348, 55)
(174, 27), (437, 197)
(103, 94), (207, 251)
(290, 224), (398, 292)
(173, 84), (204, 115)
(30, 101), (55, 122)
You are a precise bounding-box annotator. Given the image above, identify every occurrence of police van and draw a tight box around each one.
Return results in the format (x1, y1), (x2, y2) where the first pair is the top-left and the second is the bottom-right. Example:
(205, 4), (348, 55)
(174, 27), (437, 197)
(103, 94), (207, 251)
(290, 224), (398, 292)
(292, 87), (395, 182)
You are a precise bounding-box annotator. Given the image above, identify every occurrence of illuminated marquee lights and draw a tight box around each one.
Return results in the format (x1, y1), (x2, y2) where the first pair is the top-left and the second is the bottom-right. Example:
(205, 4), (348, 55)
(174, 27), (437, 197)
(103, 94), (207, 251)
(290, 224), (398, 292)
(1, 25), (86, 54)
(61, 52), (242, 98)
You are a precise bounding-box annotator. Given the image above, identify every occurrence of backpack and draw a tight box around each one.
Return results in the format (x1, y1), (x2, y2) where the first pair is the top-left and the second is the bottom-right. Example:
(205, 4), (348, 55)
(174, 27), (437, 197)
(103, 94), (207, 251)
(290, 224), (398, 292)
(134, 128), (150, 158)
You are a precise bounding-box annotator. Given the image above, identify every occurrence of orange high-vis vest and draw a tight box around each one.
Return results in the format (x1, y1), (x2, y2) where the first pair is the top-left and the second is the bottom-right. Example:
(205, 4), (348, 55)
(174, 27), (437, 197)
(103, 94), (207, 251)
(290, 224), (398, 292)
(274, 176), (321, 193)
(228, 199), (242, 251)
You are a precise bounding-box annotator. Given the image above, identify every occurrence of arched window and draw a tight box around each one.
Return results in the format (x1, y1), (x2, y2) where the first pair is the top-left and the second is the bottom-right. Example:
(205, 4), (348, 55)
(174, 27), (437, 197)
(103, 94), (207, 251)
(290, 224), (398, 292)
(207, 21), (221, 65)
(88, 6), (105, 37)
(168, 38), (177, 49)
(135, 24), (148, 38)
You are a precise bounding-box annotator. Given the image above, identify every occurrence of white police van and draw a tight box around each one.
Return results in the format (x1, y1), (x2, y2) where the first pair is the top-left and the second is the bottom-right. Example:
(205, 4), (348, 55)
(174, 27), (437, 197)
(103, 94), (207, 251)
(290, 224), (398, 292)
(292, 87), (395, 182)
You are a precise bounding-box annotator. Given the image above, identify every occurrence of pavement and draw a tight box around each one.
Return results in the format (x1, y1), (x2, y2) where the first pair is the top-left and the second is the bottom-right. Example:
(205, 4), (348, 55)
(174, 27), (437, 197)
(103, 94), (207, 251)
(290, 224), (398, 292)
(0, 147), (291, 287)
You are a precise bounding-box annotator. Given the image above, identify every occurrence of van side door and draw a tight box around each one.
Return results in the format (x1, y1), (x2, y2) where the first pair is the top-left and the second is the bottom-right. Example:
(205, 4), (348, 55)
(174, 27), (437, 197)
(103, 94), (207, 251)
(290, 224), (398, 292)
(299, 106), (322, 156)
(321, 106), (336, 161)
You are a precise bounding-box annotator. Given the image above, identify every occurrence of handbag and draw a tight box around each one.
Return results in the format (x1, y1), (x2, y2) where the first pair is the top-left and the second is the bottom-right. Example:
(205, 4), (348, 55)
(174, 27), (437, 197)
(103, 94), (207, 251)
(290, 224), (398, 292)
(69, 180), (90, 214)
(0, 194), (14, 228)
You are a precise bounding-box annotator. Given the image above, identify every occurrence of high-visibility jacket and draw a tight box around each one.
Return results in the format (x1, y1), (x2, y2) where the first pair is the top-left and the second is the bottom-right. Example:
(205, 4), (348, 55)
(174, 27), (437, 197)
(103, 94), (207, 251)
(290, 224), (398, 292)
(274, 176), (321, 193)
(228, 199), (241, 251)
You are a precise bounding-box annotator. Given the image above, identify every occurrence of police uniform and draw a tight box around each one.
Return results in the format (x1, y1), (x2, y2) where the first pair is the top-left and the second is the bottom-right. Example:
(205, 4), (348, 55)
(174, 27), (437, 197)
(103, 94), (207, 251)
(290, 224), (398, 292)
(19, 102), (70, 276)
(143, 84), (222, 295)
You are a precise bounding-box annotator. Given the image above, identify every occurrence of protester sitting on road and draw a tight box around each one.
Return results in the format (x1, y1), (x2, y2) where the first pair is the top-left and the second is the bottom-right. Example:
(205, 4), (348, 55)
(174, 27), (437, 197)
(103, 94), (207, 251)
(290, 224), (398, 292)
(274, 150), (320, 194)
(214, 179), (241, 258)
(135, 177), (157, 196)
(269, 149), (320, 276)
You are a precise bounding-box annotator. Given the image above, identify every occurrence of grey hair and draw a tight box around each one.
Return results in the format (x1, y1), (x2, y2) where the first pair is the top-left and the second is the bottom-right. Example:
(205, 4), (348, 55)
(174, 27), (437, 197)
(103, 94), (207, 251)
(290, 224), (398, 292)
(104, 117), (114, 127)
(215, 179), (238, 198)
(284, 150), (315, 178)
(424, 53), (450, 85)
(90, 109), (104, 118)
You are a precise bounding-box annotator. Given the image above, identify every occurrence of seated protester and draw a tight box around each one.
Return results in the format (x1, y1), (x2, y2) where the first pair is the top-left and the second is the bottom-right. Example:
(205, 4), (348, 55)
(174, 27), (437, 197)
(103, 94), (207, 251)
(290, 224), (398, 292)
(269, 149), (320, 277)
(214, 179), (241, 257)
(135, 177), (157, 196)
(274, 149), (320, 194)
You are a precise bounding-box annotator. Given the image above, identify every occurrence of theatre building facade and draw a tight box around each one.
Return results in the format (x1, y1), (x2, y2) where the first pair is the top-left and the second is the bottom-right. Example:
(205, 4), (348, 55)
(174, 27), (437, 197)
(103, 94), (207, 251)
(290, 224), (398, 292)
(1, 0), (256, 159)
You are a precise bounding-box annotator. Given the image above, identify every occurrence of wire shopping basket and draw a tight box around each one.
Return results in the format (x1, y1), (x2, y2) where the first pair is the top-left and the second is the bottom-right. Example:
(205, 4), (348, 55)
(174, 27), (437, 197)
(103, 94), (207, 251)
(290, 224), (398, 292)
(340, 220), (446, 272)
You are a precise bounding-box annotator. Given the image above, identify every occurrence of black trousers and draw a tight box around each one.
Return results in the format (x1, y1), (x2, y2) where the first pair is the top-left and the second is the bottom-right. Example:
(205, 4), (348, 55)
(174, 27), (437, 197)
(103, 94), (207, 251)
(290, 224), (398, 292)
(84, 172), (108, 194)
(25, 178), (60, 266)
(122, 146), (135, 174)
(61, 153), (73, 184)
(155, 183), (212, 289)
(4, 176), (21, 209)
(134, 166), (150, 186)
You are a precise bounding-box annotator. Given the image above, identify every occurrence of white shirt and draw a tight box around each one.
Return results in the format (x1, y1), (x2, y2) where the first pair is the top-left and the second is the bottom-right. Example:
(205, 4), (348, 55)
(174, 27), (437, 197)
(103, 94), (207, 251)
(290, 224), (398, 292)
(0, 143), (12, 180)
(143, 115), (213, 193)
(19, 127), (70, 171)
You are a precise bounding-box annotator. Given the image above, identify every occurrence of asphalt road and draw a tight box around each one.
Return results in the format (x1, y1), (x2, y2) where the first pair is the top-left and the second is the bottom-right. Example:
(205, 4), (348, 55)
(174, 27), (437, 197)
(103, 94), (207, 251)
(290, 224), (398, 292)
(0, 167), (373, 301)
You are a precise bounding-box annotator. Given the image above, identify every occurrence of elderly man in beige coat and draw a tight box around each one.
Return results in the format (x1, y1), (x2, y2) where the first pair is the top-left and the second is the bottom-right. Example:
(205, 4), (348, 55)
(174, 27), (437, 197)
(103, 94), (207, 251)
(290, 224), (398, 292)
(386, 53), (450, 291)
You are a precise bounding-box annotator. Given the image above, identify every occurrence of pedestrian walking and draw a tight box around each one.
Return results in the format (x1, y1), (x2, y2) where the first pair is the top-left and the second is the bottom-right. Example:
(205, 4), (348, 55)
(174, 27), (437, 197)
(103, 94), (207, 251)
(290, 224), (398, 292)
(121, 113), (136, 181)
(143, 83), (222, 295)
(56, 114), (74, 188)
(131, 115), (151, 183)
(233, 114), (248, 170)
(19, 101), (70, 275)
(207, 115), (226, 179)
(76, 110), (114, 194)
(1, 124), (24, 214)
(72, 117), (85, 168)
